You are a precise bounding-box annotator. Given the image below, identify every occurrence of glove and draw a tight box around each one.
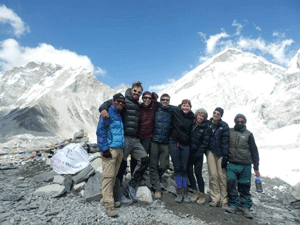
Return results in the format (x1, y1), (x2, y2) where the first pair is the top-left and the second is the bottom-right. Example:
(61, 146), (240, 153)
(221, 157), (228, 169)
(102, 150), (112, 158)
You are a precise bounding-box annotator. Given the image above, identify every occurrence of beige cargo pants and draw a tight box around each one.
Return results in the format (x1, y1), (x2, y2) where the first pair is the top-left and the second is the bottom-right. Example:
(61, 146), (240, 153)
(101, 148), (123, 208)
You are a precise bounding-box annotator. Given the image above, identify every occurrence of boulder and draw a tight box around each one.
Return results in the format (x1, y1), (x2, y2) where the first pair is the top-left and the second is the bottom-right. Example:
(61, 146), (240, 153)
(73, 182), (86, 192)
(53, 175), (73, 192)
(72, 165), (95, 184)
(33, 184), (66, 197)
(91, 157), (102, 172)
(34, 171), (58, 183)
(84, 171), (102, 202)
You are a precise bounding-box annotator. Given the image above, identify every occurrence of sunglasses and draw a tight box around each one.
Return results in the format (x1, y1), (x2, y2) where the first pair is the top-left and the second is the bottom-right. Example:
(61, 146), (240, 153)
(133, 89), (142, 94)
(143, 97), (151, 100)
(213, 111), (221, 116)
(161, 99), (170, 102)
(236, 120), (245, 125)
(116, 100), (125, 104)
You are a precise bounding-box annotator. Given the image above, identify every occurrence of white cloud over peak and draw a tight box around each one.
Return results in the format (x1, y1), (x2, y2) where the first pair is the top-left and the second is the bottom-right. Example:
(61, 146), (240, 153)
(198, 20), (295, 67)
(0, 38), (106, 74)
(0, 5), (30, 37)
(94, 67), (107, 77)
(149, 79), (176, 93)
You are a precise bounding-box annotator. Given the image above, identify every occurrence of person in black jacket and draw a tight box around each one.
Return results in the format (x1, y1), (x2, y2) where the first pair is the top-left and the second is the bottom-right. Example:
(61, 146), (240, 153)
(169, 99), (194, 203)
(150, 93), (173, 199)
(99, 82), (148, 203)
(203, 107), (229, 208)
(188, 108), (209, 205)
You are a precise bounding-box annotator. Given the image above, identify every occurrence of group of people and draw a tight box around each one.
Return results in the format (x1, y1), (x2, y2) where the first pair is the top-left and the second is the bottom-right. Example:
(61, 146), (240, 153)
(96, 81), (260, 220)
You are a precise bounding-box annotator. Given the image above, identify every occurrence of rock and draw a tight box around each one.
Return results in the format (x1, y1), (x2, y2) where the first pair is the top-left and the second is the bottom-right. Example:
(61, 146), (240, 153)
(89, 152), (101, 161)
(91, 157), (102, 172)
(136, 186), (153, 203)
(84, 171), (102, 202)
(72, 165), (95, 184)
(33, 184), (66, 197)
(88, 143), (99, 153)
(291, 182), (300, 200)
(1, 194), (23, 201)
(74, 131), (84, 138)
(53, 175), (73, 192)
(34, 171), (58, 183)
(73, 182), (86, 192)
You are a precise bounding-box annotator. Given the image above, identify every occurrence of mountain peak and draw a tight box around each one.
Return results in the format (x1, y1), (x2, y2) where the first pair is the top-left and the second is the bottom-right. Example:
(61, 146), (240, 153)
(287, 49), (300, 74)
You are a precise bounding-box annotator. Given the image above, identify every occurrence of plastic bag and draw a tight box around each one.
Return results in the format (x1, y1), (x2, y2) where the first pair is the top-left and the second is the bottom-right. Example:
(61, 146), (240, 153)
(51, 143), (91, 174)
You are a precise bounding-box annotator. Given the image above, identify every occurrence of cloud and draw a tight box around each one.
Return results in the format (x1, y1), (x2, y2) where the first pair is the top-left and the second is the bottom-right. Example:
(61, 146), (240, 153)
(232, 20), (243, 35)
(198, 20), (295, 67)
(0, 5), (30, 37)
(149, 79), (176, 93)
(0, 38), (106, 74)
(94, 67), (107, 77)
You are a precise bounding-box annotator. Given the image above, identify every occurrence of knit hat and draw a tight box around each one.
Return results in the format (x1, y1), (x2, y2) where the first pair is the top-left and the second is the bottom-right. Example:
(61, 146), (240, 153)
(113, 93), (125, 101)
(195, 108), (208, 120)
(234, 114), (247, 124)
(142, 91), (152, 98)
(214, 107), (224, 117)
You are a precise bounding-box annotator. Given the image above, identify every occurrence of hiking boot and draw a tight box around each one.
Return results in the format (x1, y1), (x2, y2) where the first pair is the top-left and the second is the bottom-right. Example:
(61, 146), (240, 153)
(183, 188), (191, 203)
(106, 206), (118, 217)
(115, 201), (121, 208)
(190, 191), (200, 202)
(196, 193), (206, 205)
(115, 194), (133, 205)
(154, 191), (162, 199)
(225, 205), (237, 214)
(209, 201), (219, 207)
(175, 188), (183, 203)
(241, 208), (253, 219)
(127, 184), (138, 203)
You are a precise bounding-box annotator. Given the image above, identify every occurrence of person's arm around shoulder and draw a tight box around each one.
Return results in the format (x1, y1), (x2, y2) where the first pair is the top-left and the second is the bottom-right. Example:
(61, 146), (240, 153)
(98, 99), (113, 119)
(249, 133), (260, 177)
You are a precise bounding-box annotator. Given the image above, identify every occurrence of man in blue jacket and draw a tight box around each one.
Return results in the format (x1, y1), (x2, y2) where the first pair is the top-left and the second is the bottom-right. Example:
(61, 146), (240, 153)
(96, 93), (125, 217)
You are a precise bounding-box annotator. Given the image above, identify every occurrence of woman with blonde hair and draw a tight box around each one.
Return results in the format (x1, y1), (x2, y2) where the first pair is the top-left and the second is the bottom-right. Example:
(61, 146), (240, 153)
(188, 108), (209, 204)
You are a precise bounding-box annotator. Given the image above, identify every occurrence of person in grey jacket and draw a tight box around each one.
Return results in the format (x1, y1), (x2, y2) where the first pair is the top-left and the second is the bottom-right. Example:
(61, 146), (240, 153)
(224, 114), (260, 219)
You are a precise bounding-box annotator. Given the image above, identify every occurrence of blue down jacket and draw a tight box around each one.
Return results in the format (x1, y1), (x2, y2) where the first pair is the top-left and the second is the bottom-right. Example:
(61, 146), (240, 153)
(96, 105), (125, 152)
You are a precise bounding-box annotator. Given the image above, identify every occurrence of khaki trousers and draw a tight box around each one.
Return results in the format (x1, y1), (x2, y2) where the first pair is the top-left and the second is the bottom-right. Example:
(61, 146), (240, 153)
(101, 148), (123, 208)
(207, 151), (228, 204)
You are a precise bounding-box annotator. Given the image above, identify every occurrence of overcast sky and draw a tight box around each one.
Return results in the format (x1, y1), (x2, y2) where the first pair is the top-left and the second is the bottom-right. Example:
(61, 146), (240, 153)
(1, 0), (300, 92)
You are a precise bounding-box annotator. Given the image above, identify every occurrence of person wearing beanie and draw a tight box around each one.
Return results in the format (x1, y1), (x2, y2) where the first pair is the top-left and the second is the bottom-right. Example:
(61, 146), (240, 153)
(169, 99), (194, 203)
(188, 108), (209, 205)
(96, 92), (126, 217)
(224, 114), (260, 219)
(99, 81), (149, 204)
(202, 107), (229, 208)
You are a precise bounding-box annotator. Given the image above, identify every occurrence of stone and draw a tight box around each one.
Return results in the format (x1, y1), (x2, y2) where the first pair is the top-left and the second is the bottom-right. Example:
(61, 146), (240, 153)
(1, 194), (23, 201)
(136, 186), (153, 203)
(72, 165), (95, 184)
(84, 171), (102, 202)
(53, 175), (73, 192)
(33, 184), (66, 197)
(291, 182), (300, 200)
(73, 182), (86, 192)
(74, 131), (84, 138)
(91, 157), (102, 172)
(34, 171), (58, 183)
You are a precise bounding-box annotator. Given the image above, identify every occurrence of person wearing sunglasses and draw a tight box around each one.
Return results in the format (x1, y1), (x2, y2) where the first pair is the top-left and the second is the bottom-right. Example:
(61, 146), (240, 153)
(150, 93), (173, 199)
(224, 114), (260, 219)
(96, 93), (126, 217)
(202, 107), (229, 208)
(99, 81), (149, 204)
(129, 91), (158, 181)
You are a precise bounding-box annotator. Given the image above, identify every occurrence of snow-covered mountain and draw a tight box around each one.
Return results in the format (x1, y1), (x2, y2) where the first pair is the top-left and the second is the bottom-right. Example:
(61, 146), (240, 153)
(0, 62), (128, 146)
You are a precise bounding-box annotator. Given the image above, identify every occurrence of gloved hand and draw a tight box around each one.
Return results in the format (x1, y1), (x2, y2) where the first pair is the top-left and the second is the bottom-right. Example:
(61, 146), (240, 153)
(102, 150), (112, 158)
(221, 156), (228, 169)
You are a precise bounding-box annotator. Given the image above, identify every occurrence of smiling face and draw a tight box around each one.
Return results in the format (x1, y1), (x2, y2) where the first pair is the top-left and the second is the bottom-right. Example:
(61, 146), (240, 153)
(196, 112), (205, 124)
(142, 94), (152, 107)
(160, 96), (170, 107)
(130, 86), (142, 100)
(181, 103), (191, 114)
(212, 110), (221, 123)
(112, 99), (125, 110)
